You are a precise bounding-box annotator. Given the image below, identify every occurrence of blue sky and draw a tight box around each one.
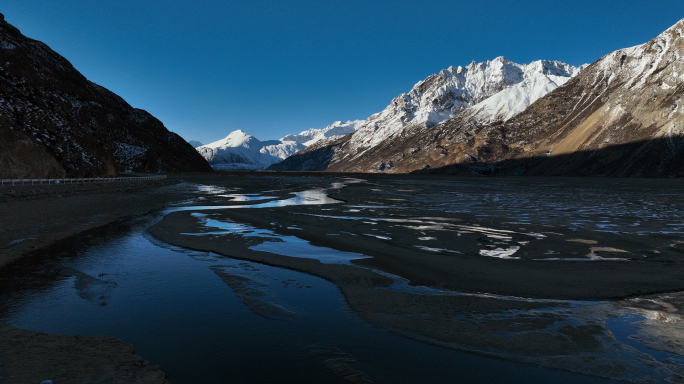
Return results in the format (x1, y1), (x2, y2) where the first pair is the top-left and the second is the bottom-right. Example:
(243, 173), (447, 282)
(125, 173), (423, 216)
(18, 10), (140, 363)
(3, 1), (683, 144)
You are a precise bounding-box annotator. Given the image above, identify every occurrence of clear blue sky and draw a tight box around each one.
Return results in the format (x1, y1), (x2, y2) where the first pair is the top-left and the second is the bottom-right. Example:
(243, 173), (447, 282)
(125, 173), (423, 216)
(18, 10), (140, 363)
(3, 1), (683, 144)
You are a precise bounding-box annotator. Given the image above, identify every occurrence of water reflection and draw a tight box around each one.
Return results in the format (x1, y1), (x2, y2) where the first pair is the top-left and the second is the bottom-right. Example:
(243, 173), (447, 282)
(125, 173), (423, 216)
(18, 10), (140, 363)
(185, 213), (370, 265)
(168, 188), (343, 213)
(0, 215), (610, 384)
(4, 176), (684, 383)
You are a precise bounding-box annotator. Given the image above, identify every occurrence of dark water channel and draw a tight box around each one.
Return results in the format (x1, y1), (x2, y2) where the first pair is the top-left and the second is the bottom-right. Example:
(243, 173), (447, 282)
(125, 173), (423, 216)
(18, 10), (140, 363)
(0, 213), (611, 383)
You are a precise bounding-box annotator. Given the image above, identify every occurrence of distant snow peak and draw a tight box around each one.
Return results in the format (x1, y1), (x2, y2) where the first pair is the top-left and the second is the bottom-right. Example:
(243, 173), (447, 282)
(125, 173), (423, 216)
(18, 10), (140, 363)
(197, 121), (362, 170)
(281, 120), (362, 146)
(196, 130), (283, 170)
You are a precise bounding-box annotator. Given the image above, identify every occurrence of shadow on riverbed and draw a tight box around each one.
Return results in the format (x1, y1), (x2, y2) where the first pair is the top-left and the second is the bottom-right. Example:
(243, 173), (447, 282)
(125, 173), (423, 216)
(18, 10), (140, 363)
(413, 136), (684, 177)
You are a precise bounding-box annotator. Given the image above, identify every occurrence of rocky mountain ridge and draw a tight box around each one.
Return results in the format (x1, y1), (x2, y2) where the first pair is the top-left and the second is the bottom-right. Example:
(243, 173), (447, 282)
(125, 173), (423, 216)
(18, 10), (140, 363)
(0, 14), (211, 178)
(272, 18), (684, 176)
(337, 58), (583, 160)
(270, 57), (584, 171)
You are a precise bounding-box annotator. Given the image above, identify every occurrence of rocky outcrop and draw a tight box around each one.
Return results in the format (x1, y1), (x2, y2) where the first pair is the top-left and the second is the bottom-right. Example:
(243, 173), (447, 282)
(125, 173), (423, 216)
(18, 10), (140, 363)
(273, 18), (684, 177)
(0, 13), (212, 178)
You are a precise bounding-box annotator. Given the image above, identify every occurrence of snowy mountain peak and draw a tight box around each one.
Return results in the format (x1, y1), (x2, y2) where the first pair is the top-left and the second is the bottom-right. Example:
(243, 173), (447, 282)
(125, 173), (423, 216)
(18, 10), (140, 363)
(526, 60), (582, 77)
(196, 120), (362, 170)
(207, 130), (257, 148)
(280, 120), (362, 146)
(342, 57), (586, 151)
(594, 17), (684, 91)
(227, 129), (249, 138)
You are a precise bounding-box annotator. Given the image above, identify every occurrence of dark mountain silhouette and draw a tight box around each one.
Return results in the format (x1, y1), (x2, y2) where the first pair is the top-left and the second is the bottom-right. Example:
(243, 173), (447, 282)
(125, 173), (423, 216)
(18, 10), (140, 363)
(0, 13), (212, 178)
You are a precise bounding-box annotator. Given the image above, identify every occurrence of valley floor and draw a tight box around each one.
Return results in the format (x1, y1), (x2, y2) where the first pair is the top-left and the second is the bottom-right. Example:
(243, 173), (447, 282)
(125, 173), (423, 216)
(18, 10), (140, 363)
(2, 173), (684, 383)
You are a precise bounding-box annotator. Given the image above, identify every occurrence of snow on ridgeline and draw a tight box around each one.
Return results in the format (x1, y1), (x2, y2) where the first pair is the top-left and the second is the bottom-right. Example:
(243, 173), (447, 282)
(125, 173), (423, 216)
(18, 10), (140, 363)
(462, 60), (589, 124)
(196, 120), (362, 170)
(281, 120), (361, 146)
(346, 57), (586, 152)
(198, 57), (585, 171)
(269, 56), (588, 173)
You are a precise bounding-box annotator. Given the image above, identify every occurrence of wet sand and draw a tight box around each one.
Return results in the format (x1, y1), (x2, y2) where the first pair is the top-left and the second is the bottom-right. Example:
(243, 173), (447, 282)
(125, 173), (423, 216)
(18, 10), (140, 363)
(149, 174), (684, 300)
(0, 322), (168, 384)
(0, 177), (181, 269)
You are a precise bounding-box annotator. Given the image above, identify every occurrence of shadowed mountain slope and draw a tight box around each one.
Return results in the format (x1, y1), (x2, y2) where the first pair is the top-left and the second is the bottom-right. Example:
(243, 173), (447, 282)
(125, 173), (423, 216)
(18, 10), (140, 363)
(0, 14), (212, 178)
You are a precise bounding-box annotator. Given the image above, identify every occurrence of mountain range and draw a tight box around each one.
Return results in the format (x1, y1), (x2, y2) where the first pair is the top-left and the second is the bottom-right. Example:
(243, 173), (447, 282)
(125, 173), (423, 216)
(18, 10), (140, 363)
(271, 18), (684, 177)
(207, 57), (584, 171)
(269, 57), (585, 171)
(2, 11), (682, 179)
(196, 120), (361, 170)
(0, 13), (211, 178)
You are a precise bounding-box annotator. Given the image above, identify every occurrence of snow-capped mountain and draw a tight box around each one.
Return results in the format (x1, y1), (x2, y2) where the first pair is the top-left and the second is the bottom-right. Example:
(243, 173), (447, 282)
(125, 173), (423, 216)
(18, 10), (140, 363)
(271, 57), (584, 171)
(344, 57), (583, 153)
(273, 17), (684, 177)
(188, 140), (203, 148)
(196, 130), (297, 170)
(461, 60), (589, 124)
(196, 121), (362, 170)
(281, 120), (362, 146)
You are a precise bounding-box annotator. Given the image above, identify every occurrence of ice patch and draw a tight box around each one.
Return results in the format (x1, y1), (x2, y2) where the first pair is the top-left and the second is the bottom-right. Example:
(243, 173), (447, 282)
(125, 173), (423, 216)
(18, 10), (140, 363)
(479, 246), (521, 259)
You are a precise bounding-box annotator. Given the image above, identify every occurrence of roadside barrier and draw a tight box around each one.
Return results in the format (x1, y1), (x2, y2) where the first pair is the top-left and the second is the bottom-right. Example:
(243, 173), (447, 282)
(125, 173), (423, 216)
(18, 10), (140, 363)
(0, 175), (166, 186)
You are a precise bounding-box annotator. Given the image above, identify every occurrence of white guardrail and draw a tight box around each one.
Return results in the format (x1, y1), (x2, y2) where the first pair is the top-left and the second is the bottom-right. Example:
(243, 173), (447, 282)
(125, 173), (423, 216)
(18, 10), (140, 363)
(0, 175), (166, 186)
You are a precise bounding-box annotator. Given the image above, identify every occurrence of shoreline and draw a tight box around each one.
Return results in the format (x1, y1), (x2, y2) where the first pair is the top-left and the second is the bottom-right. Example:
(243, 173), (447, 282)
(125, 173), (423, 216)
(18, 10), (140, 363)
(0, 173), (368, 383)
(0, 177), (184, 269)
(0, 176), (198, 384)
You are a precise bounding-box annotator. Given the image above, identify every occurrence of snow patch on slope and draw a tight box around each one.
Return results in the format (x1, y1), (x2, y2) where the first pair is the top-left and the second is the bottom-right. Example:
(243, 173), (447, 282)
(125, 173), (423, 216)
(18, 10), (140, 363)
(465, 61), (588, 123)
(594, 19), (684, 91)
(114, 142), (147, 172)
